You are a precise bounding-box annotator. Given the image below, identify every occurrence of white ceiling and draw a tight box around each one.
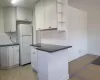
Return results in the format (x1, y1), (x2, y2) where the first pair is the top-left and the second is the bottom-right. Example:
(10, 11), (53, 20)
(68, 0), (100, 11)
(0, 0), (38, 8)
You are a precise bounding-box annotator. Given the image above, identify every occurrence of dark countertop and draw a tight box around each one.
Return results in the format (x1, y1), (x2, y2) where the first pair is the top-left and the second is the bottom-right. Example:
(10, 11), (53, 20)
(30, 43), (72, 53)
(0, 44), (19, 47)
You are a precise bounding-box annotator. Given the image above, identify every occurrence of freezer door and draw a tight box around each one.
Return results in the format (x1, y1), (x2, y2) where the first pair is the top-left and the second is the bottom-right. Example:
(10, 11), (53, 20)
(19, 24), (32, 36)
(20, 36), (32, 65)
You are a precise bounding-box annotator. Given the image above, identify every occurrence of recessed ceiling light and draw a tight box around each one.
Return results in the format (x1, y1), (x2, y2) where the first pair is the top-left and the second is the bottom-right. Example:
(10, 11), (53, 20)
(11, 0), (21, 4)
(11, 0), (17, 4)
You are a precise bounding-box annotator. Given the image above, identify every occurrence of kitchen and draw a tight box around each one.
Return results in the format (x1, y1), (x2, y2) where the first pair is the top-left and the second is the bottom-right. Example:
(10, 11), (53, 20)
(0, 0), (92, 80)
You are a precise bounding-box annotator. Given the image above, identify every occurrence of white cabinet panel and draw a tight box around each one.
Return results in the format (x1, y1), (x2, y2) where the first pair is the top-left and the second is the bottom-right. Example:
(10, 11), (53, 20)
(38, 49), (69, 80)
(0, 46), (19, 69)
(13, 46), (19, 65)
(45, 0), (57, 29)
(3, 7), (16, 32)
(35, 0), (45, 30)
(8, 46), (14, 67)
(17, 7), (33, 21)
(0, 47), (8, 68)
(31, 47), (38, 71)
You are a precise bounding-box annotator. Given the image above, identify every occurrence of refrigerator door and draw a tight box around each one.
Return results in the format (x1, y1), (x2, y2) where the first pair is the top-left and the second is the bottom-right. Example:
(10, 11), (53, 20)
(19, 24), (32, 36)
(20, 36), (32, 65)
(18, 24), (32, 65)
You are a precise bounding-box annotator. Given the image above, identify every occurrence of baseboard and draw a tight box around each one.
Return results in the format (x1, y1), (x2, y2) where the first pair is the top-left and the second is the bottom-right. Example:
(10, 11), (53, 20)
(0, 64), (19, 70)
(68, 53), (88, 63)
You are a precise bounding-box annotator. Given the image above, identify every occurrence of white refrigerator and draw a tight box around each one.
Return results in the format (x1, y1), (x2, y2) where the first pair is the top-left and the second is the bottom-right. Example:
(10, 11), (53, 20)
(17, 24), (32, 65)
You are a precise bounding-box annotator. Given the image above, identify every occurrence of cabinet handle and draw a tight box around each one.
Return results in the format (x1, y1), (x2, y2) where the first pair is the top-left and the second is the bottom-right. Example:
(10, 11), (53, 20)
(25, 19), (27, 21)
(49, 26), (51, 28)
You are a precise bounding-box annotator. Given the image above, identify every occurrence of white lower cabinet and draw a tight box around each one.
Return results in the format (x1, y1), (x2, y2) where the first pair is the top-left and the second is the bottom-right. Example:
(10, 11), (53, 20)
(0, 47), (8, 68)
(38, 50), (69, 80)
(31, 47), (38, 72)
(0, 46), (19, 69)
(8, 46), (14, 67)
(13, 46), (19, 66)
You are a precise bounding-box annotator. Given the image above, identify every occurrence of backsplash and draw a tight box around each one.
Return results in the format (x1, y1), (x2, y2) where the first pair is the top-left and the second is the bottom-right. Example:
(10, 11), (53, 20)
(40, 30), (68, 45)
(0, 33), (17, 45)
(0, 33), (12, 44)
(41, 30), (67, 40)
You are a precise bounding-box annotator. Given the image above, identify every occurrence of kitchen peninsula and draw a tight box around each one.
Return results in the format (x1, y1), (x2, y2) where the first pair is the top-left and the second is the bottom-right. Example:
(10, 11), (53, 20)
(31, 43), (72, 80)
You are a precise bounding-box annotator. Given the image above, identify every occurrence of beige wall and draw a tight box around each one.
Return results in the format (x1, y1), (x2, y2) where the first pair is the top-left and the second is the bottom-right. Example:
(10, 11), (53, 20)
(69, 1), (100, 56)
(87, 9), (100, 55)
(68, 6), (87, 61)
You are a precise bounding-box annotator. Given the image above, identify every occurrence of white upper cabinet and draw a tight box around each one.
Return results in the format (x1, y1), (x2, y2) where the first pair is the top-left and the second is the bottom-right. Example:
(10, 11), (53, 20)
(45, 0), (57, 29)
(3, 7), (33, 32)
(35, 0), (45, 30)
(17, 7), (33, 21)
(35, 0), (68, 31)
(3, 7), (16, 32)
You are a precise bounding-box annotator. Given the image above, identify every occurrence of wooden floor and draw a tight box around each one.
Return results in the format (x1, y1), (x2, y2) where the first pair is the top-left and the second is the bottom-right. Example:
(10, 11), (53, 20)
(0, 65), (37, 80)
(0, 54), (100, 80)
(69, 54), (100, 80)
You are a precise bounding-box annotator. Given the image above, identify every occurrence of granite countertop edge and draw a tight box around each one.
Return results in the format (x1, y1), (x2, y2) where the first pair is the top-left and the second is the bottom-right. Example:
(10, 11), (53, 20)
(0, 44), (19, 47)
(36, 46), (72, 53)
(30, 44), (72, 53)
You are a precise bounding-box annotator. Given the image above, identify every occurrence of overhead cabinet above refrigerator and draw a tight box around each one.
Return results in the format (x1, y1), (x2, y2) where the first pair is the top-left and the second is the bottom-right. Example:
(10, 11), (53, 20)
(3, 7), (33, 32)
(35, 0), (68, 31)
(16, 7), (33, 22)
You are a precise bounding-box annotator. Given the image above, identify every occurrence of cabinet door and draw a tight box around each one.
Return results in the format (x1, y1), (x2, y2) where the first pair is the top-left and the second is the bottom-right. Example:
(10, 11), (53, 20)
(3, 7), (16, 32)
(35, 0), (45, 30)
(13, 46), (19, 66)
(45, 0), (57, 29)
(1, 47), (8, 68)
(8, 46), (14, 67)
(17, 7), (33, 21)
(31, 47), (38, 71)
